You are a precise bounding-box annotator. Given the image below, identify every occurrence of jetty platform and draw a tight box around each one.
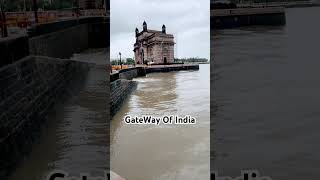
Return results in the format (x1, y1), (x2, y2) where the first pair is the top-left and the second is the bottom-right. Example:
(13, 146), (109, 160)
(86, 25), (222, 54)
(144, 64), (199, 73)
(211, 7), (286, 29)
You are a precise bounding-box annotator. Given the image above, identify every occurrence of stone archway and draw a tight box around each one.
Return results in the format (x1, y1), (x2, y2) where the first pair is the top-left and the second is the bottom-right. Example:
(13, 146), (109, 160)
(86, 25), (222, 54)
(164, 57), (167, 64)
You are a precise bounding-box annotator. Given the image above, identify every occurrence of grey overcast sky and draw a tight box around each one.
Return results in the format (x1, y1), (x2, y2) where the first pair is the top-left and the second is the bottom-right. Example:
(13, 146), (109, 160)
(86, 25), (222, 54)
(110, 0), (210, 60)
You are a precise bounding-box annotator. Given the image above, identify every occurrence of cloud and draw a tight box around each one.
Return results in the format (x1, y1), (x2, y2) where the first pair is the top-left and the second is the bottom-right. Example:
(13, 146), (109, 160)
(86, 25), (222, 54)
(110, 0), (210, 60)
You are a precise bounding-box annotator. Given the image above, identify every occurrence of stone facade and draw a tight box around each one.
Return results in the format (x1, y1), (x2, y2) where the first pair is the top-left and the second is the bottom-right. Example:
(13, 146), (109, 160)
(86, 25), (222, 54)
(133, 21), (175, 64)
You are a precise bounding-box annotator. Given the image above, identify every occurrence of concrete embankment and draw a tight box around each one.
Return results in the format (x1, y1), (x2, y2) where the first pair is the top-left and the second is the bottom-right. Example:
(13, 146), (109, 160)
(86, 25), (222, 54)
(0, 56), (90, 177)
(211, 7), (286, 29)
(110, 64), (199, 117)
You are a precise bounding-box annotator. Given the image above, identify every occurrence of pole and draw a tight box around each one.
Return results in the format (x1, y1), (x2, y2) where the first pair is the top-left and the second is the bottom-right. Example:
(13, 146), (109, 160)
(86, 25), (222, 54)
(33, 0), (38, 24)
(105, 0), (109, 13)
(0, 1), (8, 38)
(24, 0), (26, 12)
(161, 41), (163, 64)
(105, 0), (109, 66)
(119, 52), (122, 70)
(0, 0), (2, 37)
(2, 10), (7, 37)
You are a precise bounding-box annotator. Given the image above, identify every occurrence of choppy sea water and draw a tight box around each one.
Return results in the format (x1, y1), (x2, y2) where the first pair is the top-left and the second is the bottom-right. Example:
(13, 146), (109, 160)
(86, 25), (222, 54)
(111, 64), (210, 180)
(212, 7), (320, 180)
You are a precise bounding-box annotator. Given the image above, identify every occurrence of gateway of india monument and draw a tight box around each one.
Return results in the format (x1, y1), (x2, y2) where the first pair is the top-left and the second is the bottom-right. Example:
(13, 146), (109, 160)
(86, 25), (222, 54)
(133, 21), (175, 64)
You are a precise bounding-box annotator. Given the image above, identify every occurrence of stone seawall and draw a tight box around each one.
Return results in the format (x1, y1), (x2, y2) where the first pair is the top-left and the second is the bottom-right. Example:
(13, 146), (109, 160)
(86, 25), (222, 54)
(0, 17), (108, 68)
(0, 36), (29, 69)
(110, 79), (137, 117)
(110, 68), (142, 117)
(119, 68), (138, 80)
(29, 24), (89, 59)
(0, 56), (90, 178)
(111, 67), (146, 82)
(29, 17), (109, 59)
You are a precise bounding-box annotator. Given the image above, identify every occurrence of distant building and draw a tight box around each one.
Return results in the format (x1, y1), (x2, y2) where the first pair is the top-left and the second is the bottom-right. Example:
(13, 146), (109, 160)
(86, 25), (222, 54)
(78, 0), (103, 9)
(133, 21), (175, 64)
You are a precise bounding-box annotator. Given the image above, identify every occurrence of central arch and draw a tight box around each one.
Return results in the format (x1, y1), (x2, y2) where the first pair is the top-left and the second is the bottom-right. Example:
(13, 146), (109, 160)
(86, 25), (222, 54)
(164, 57), (167, 64)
